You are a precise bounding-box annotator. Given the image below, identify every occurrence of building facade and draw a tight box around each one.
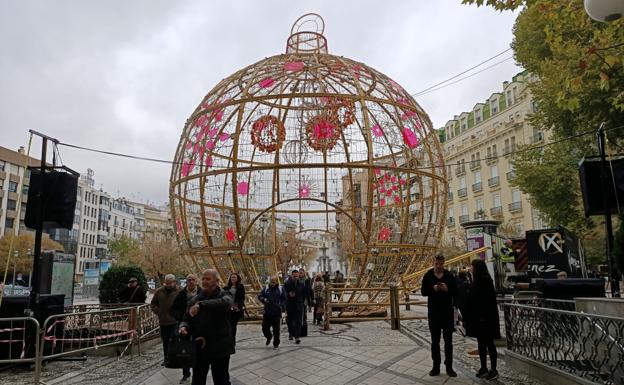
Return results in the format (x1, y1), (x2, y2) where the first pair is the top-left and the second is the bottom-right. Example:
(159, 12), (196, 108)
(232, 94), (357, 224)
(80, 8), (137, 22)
(439, 71), (548, 246)
(0, 146), (39, 236)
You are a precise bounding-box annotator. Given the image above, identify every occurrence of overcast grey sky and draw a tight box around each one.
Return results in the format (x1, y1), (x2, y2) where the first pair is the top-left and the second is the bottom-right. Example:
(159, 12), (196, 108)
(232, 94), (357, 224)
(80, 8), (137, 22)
(0, 1), (520, 205)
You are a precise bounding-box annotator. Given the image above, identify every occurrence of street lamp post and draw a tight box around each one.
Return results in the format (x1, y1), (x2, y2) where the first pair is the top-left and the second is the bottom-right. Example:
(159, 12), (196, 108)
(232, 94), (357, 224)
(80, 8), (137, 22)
(11, 250), (18, 295)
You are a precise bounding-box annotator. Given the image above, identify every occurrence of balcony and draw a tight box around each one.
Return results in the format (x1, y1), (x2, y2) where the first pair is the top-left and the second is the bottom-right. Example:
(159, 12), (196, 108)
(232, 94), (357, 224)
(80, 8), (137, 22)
(469, 161), (481, 171)
(490, 206), (503, 217)
(506, 171), (516, 181)
(455, 167), (466, 177)
(488, 176), (500, 188)
(459, 215), (470, 223)
(485, 153), (498, 165)
(474, 210), (487, 220)
(447, 191), (453, 201)
(447, 217), (455, 227)
(503, 146), (511, 156)
(472, 182), (482, 193)
(509, 201), (522, 212)
(457, 188), (467, 198)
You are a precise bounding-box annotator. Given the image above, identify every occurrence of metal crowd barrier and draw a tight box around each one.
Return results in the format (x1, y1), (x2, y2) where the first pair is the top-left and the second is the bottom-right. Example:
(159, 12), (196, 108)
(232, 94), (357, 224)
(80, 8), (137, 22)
(504, 303), (624, 385)
(0, 316), (42, 384)
(0, 304), (160, 384)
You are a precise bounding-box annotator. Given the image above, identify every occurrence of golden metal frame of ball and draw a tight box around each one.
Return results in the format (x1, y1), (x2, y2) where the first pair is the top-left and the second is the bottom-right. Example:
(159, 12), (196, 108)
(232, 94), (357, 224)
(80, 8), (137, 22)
(169, 14), (447, 306)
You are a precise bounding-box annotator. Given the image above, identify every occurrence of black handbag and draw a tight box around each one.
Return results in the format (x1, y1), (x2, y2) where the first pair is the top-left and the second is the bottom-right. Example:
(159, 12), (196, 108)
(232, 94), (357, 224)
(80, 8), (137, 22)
(166, 337), (196, 369)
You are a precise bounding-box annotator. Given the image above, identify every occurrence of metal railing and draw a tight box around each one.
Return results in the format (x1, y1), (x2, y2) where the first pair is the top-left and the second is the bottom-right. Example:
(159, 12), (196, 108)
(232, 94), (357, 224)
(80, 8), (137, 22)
(0, 317), (41, 384)
(504, 303), (624, 385)
(0, 304), (159, 383)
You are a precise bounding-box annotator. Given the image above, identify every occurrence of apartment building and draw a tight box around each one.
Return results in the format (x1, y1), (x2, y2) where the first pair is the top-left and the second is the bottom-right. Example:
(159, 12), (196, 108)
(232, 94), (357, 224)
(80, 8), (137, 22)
(0, 146), (40, 236)
(108, 197), (136, 240)
(439, 71), (548, 246)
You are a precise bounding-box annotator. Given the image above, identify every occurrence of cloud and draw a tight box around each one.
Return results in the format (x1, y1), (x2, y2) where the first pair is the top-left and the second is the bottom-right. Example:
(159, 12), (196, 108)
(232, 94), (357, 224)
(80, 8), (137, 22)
(0, 0), (520, 204)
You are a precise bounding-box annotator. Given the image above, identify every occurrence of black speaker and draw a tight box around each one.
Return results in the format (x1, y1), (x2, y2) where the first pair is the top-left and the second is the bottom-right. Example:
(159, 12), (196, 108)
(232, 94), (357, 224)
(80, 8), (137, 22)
(25, 169), (78, 230)
(578, 157), (624, 217)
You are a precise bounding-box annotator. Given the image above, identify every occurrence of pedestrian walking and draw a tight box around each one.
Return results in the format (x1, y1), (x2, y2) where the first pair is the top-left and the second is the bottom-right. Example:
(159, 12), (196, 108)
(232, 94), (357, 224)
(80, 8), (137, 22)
(421, 255), (458, 377)
(312, 274), (325, 325)
(284, 270), (306, 344)
(465, 259), (501, 380)
(171, 274), (199, 384)
(298, 268), (313, 337)
(332, 270), (344, 300)
(258, 276), (286, 349)
(179, 269), (234, 385)
(151, 274), (181, 366)
(224, 273), (246, 346)
(119, 276), (147, 303)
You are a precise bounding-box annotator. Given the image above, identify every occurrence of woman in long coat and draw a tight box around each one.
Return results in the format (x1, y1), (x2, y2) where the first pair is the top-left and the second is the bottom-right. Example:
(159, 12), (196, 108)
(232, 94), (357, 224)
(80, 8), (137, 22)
(224, 272), (246, 346)
(465, 259), (500, 381)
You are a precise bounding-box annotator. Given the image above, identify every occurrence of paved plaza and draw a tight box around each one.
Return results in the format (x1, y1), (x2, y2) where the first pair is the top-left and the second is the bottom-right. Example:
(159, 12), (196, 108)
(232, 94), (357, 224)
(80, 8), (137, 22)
(1, 316), (545, 385)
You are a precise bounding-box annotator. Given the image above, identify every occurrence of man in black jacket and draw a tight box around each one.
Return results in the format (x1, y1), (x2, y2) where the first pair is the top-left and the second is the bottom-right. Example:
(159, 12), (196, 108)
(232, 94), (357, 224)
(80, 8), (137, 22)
(421, 255), (458, 378)
(119, 277), (147, 303)
(258, 276), (286, 349)
(171, 274), (198, 384)
(179, 269), (233, 385)
(284, 270), (306, 344)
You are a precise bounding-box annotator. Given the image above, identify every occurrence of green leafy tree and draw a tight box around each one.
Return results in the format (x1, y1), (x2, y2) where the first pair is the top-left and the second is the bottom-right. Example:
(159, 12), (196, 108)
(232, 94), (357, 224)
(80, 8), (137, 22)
(108, 236), (140, 265)
(99, 264), (147, 303)
(463, 0), (624, 254)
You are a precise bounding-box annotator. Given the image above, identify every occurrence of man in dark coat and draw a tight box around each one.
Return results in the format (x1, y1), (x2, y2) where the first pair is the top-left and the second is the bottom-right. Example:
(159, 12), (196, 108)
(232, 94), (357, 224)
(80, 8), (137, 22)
(421, 255), (458, 377)
(171, 274), (198, 384)
(284, 270), (306, 344)
(179, 269), (233, 385)
(119, 277), (147, 303)
(258, 276), (286, 349)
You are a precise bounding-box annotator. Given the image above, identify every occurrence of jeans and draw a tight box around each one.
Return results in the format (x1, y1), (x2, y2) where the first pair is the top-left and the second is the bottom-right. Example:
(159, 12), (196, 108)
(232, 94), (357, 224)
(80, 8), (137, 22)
(428, 318), (454, 369)
(262, 315), (281, 347)
(160, 324), (177, 364)
(191, 355), (230, 385)
(230, 313), (240, 346)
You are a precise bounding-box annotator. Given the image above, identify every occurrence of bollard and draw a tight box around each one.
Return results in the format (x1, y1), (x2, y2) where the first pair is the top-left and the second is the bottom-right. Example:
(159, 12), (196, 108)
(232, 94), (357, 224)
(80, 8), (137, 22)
(389, 285), (400, 330)
(323, 284), (330, 331)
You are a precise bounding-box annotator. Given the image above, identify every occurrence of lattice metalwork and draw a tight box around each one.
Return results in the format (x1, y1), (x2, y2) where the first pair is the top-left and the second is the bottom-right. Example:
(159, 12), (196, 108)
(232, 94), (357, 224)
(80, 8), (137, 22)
(504, 304), (624, 384)
(169, 14), (447, 291)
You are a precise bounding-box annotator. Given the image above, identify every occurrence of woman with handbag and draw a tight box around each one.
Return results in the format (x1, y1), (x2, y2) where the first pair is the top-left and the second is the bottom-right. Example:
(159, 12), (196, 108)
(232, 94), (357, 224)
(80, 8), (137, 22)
(465, 259), (501, 381)
(312, 274), (325, 325)
(224, 273), (245, 346)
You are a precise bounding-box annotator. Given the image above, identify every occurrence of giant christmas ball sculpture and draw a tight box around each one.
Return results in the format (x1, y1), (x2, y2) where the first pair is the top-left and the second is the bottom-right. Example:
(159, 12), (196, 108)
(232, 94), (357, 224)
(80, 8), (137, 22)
(170, 14), (447, 293)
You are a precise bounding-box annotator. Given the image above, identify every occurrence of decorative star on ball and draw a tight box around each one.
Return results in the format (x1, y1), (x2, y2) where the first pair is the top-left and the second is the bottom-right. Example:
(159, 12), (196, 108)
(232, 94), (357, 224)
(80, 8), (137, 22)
(299, 183), (311, 198)
(378, 227), (392, 242)
(225, 228), (236, 242)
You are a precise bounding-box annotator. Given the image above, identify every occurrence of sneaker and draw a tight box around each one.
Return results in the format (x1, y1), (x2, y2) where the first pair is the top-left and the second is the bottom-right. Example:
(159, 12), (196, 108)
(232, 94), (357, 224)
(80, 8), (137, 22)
(476, 368), (489, 378)
(446, 368), (457, 377)
(273, 345), (279, 350)
(295, 338), (301, 344)
(288, 335), (293, 341)
(179, 375), (190, 384)
(485, 370), (499, 380)
(265, 337), (272, 346)
(429, 368), (440, 376)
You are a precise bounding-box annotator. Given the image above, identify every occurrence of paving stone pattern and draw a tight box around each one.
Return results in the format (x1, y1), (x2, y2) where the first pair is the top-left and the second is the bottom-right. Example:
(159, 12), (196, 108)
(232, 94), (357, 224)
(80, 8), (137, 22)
(1, 317), (547, 385)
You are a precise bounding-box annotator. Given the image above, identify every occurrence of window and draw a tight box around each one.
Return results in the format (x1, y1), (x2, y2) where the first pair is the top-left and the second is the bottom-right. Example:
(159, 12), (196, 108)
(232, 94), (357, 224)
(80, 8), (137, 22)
(8, 181), (17, 193)
(492, 144), (497, 155)
(7, 199), (16, 211)
(461, 204), (469, 216)
(506, 90), (512, 106)
(490, 165), (498, 178)
(491, 99), (498, 114)
(5, 218), (14, 229)
(511, 136), (516, 151)
(0, 161), (5, 171)
(476, 198), (484, 211)
(493, 194), (501, 208)
(512, 188), (521, 203)
(475, 171), (482, 184)
(448, 207), (454, 218)
(486, 147), (491, 157)
(459, 177), (466, 189)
